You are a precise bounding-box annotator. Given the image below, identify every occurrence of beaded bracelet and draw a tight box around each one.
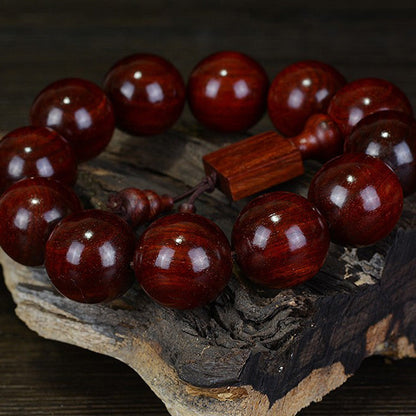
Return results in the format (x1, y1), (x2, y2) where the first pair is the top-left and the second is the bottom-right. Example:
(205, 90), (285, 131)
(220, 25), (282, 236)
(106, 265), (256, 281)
(0, 52), (414, 310)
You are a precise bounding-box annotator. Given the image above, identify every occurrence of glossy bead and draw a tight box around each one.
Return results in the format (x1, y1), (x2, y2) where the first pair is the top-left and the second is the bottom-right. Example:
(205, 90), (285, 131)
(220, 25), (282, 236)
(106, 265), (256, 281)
(345, 111), (416, 196)
(308, 153), (403, 247)
(30, 78), (115, 161)
(107, 188), (173, 227)
(0, 178), (82, 266)
(0, 126), (77, 194)
(187, 51), (269, 132)
(45, 210), (136, 303)
(290, 113), (343, 162)
(327, 78), (413, 137)
(134, 213), (232, 309)
(103, 54), (186, 135)
(232, 191), (329, 289)
(268, 60), (346, 136)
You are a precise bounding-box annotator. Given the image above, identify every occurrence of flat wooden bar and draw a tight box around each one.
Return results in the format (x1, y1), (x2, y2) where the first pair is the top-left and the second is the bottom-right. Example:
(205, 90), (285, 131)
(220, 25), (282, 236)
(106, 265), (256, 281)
(203, 131), (304, 200)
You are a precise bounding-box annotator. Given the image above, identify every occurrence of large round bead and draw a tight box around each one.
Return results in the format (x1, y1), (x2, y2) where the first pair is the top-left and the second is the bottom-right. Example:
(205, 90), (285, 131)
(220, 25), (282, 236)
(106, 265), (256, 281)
(134, 212), (232, 309)
(104, 54), (186, 135)
(187, 51), (269, 132)
(0, 178), (81, 266)
(345, 111), (416, 196)
(268, 61), (346, 136)
(308, 153), (403, 246)
(327, 78), (413, 137)
(30, 78), (115, 161)
(0, 126), (77, 194)
(232, 191), (330, 289)
(45, 210), (136, 303)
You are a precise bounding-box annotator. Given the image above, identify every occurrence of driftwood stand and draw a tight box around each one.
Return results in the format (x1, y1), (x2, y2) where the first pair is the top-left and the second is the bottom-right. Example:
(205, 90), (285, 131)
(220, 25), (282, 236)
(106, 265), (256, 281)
(1, 126), (416, 416)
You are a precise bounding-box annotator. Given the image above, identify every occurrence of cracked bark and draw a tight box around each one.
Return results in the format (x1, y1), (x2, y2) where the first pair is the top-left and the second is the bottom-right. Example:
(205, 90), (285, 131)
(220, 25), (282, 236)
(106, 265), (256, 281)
(1, 126), (416, 416)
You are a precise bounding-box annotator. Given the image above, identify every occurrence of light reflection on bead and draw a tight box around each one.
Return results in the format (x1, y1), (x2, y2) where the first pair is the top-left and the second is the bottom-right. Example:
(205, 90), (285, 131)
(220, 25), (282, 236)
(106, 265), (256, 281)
(233, 191), (330, 289)
(308, 153), (403, 246)
(134, 212), (232, 309)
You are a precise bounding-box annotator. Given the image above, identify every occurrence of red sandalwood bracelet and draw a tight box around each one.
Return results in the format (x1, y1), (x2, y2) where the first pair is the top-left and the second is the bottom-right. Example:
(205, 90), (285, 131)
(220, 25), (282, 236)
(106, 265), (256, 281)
(0, 52), (413, 310)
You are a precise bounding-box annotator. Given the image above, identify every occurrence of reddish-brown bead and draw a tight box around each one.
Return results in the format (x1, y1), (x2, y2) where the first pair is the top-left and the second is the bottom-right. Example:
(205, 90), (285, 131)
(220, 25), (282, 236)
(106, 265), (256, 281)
(308, 153), (403, 247)
(30, 78), (115, 161)
(267, 61), (346, 136)
(187, 51), (269, 132)
(45, 209), (136, 304)
(232, 191), (329, 289)
(107, 188), (173, 227)
(134, 212), (232, 309)
(0, 178), (82, 266)
(0, 126), (77, 194)
(290, 113), (343, 162)
(327, 78), (413, 137)
(103, 54), (186, 135)
(345, 111), (416, 196)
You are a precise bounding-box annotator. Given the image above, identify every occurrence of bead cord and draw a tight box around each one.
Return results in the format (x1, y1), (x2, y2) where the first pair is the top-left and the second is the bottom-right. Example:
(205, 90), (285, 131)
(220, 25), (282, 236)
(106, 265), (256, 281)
(0, 53), (413, 309)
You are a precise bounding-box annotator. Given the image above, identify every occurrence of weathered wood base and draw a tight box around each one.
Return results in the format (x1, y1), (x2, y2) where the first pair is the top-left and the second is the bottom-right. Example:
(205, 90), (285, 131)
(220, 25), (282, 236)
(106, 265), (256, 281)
(2, 248), (416, 416)
(2, 128), (416, 415)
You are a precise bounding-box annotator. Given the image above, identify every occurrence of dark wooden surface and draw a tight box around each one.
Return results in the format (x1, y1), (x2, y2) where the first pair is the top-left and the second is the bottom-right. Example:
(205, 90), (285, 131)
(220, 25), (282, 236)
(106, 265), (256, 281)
(0, 0), (415, 414)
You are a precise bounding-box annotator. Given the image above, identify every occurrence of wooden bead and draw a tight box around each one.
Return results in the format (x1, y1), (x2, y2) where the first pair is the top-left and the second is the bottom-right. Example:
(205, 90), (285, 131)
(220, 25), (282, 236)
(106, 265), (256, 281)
(308, 153), (403, 247)
(345, 111), (416, 196)
(45, 209), (136, 303)
(143, 190), (174, 221)
(103, 54), (186, 135)
(232, 191), (330, 289)
(327, 78), (413, 137)
(187, 51), (269, 132)
(30, 78), (115, 161)
(203, 131), (303, 200)
(290, 113), (343, 162)
(107, 188), (173, 227)
(134, 213), (232, 309)
(0, 178), (82, 266)
(268, 60), (346, 136)
(0, 126), (77, 194)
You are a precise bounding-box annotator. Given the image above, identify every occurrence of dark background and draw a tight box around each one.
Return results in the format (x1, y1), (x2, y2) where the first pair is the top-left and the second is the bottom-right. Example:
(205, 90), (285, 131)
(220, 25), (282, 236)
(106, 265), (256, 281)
(0, 1), (415, 414)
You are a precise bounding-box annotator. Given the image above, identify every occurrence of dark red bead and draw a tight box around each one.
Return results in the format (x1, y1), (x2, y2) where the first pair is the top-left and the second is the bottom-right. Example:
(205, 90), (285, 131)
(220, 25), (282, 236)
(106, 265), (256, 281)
(308, 153), (403, 247)
(290, 113), (343, 162)
(345, 111), (416, 196)
(268, 61), (346, 136)
(30, 78), (115, 161)
(187, 51), (269, 132)
(134, 212), (232, 309)
(327, 78), (413, 137)
(0, 178), (82, 266)
(0, 126), (77, 194)
(103, 54), (186, 135)
(45, 210), (136, 304)
(232, 191), (329, 289)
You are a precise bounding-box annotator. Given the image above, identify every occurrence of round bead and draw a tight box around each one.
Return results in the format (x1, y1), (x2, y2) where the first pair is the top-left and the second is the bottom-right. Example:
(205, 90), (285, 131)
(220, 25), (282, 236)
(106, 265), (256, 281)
(30, 78), (115, 161)
(0, 178), (82, 266)
(327, 78), (413, 137)
(268, 60), (346, 136)
(345, 111), (416, 196)
(45, 210), (136, 304)
(0, 126), (77, 194)
(232, 191), (329, 289)
(187, 51), (269, 132)
(308, 153), (403, 247)
(134, 212), (232, 309)
(103, 54), (186, 135)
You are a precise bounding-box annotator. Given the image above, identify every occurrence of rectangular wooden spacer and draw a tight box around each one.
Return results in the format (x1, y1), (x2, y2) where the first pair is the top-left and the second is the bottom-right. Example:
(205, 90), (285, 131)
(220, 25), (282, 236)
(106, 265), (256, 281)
(203, 131), (304, 201)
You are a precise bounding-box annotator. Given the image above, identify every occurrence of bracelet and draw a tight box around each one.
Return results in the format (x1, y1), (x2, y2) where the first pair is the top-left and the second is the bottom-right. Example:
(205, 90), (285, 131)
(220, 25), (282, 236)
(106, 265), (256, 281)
(0, 51), (414, 310)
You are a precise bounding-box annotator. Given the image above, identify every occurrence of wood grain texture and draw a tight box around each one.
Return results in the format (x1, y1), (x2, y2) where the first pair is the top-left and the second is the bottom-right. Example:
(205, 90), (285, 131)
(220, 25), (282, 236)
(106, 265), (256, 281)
(1, 126), (416, 416)
(203, 131), (304, 200)
(1, 0), (416, 415)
